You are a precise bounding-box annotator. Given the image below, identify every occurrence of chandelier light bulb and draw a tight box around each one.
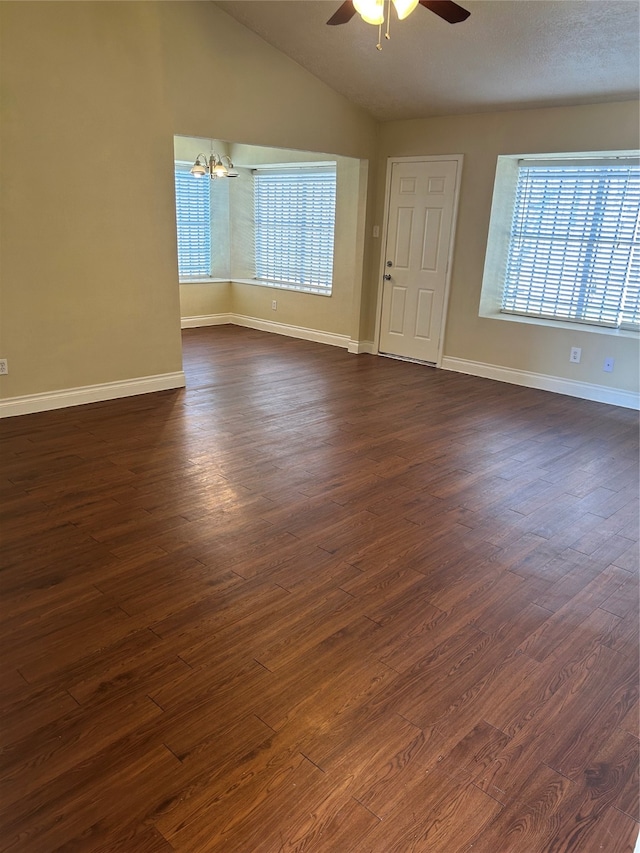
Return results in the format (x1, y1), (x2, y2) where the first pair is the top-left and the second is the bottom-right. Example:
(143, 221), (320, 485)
(212, 157), (228, 177)
(190, 159), (207, 178)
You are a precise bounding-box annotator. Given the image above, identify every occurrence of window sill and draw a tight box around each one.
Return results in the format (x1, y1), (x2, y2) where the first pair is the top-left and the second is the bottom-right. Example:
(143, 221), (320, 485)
(178, 277), (332, 296)
(231, 278), (332, 297)
(179, 277), (230, 285)
(480, 309), (639, 338)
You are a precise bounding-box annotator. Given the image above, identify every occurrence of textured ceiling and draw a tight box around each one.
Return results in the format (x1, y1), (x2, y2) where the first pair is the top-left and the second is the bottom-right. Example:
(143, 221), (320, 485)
(214, 0), (640, 121)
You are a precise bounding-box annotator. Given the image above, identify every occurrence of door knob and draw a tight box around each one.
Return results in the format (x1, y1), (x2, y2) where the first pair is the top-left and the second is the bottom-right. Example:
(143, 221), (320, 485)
(384, 274), (392, 280)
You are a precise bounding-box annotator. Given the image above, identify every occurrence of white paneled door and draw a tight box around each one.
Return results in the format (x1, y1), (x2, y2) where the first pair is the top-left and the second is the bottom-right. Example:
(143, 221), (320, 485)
(378, 158), (460, 364)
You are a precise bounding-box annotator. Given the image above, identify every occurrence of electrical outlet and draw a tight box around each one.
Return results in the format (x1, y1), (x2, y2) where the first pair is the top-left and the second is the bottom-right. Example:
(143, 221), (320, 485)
(271, 300), (277, 311)
(569, 347), (581, 364)
(603, 357), (615, 373)
(0, 359), (7, 375)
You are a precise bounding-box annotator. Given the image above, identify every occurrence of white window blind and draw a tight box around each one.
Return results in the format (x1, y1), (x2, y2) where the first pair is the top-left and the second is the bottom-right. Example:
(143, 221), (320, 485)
(174, 165), (211, 279)
(253, 168), (336, 294)
(502, 160), (640, 330)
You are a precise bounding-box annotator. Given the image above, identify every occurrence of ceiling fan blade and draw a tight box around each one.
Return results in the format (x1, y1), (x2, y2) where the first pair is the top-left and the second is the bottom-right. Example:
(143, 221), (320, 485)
(327, 1), (357, 25)
(419, 0), (470, 24)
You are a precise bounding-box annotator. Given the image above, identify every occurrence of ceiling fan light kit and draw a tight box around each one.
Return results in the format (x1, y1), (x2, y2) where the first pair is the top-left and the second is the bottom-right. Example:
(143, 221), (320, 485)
(352, 0), (420, 24)
(328, 0), (470, 48)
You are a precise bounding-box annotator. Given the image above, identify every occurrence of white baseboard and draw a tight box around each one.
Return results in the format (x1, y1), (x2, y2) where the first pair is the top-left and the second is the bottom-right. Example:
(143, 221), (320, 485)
(4, 341), (634, 419)
(233, 314), (351, 349)
(181, 314), (234, 328)
(348, 340), (376, 354)
(0, 371), (186, 419)
(441, 357), (639, 410)
(182, 312), (353, 350)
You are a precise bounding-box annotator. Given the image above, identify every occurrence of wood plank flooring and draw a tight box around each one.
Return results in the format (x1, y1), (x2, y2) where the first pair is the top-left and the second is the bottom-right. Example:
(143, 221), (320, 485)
(1, 325), (638, 852)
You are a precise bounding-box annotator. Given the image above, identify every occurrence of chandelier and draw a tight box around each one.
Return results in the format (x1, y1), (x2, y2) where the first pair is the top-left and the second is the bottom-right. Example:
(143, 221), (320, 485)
(190, 154), (238, 180)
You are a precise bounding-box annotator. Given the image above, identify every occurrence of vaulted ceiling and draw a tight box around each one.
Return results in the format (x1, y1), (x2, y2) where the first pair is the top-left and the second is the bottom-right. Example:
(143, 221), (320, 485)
(215, 0), (640, 121)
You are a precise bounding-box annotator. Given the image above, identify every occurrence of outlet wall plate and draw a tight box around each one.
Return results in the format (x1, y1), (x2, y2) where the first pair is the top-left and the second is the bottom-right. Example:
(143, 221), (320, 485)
(569, 347), (581, 364)
(0, 359), (8, 375)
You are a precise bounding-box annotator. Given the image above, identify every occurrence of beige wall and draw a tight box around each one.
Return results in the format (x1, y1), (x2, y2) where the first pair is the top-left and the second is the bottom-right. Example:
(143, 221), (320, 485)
(179, 282), (232, 321)
(375, 101), (640, 394)
(0, 2), (183, 397)
(0, 2), (377, 401)
(159, 4), (376, 161)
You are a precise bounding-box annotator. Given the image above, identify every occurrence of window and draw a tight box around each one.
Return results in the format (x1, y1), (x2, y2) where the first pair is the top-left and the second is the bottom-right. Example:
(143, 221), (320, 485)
(174, 164), (211, 279)
(499, 157), (640, 330)
(253, 167), (336, 294)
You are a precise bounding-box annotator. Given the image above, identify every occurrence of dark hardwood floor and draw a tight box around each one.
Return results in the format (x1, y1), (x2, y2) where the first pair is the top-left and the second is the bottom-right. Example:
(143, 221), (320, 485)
(1, 325), (638, 852)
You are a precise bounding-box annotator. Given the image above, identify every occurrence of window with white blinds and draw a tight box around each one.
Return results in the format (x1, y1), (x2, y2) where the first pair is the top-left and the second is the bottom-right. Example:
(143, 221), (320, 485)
(253, 167), (336, 294)
(502, 159), (640, 330)
(174, 165), (211, 279)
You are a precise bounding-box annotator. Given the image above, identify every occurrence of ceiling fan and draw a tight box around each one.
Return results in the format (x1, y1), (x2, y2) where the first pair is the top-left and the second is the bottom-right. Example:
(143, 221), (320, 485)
(327, 0), (470, 27)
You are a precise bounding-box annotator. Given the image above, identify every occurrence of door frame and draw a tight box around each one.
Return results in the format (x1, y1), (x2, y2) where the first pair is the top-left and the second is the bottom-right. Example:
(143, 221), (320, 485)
(374, 154), (464, 367)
